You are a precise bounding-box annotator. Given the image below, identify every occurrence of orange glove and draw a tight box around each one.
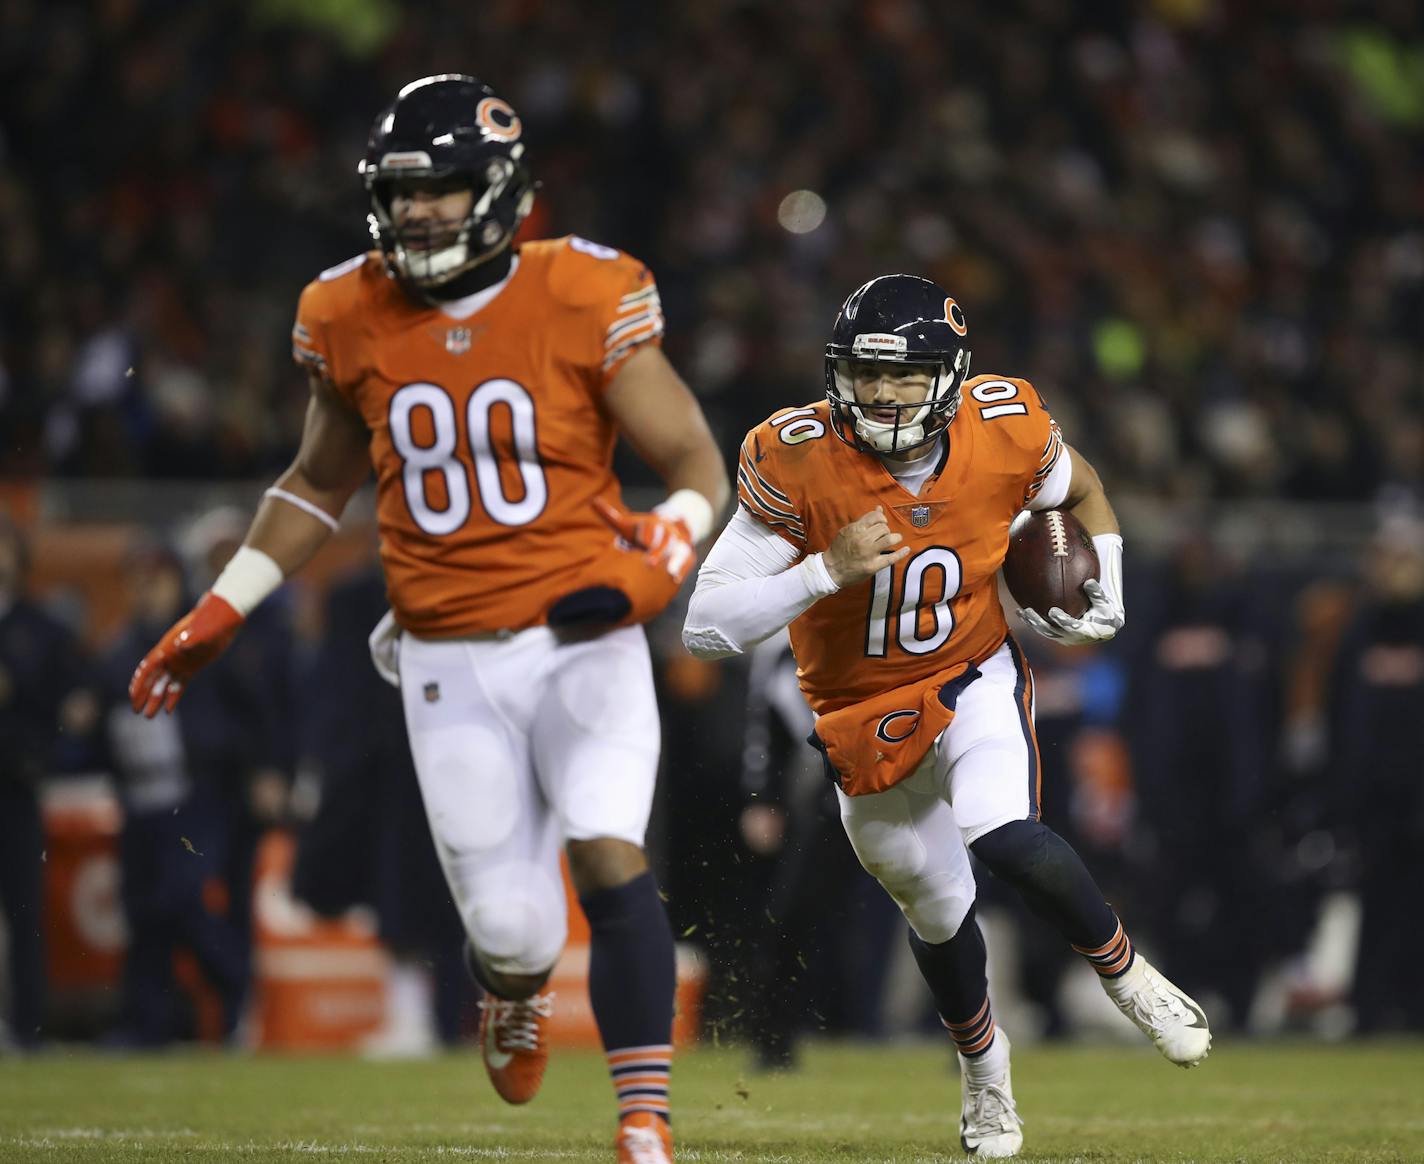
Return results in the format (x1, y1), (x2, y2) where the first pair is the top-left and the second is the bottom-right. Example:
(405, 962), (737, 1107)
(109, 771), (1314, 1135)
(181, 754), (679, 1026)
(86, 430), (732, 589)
(592, 497), (696, 585)
(547, 499), (698, 634)
(128, 592), (244, 718)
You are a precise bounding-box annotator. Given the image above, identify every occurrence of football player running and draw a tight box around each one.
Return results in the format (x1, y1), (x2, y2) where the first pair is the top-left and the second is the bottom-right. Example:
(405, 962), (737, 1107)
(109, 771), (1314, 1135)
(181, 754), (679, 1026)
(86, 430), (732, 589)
(130, 75), (728, 1164)
(684, 275), (1208, 1158)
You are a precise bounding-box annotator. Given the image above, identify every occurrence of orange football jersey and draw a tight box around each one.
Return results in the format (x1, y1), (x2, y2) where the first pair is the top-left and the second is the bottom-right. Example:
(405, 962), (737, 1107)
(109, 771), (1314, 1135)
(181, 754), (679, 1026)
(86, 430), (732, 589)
(291, 236), (665, 637)
(736, 377), (1064, 715)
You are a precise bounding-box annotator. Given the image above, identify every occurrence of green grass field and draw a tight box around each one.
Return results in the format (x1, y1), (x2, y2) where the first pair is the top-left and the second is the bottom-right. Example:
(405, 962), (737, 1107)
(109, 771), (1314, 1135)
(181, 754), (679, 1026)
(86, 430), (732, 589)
(1, 1040), (1421, 1162)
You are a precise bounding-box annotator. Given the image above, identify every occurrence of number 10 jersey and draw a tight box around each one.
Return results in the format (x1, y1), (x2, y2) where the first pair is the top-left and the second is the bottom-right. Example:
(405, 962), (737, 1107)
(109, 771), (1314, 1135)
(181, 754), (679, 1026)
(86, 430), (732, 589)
(736, 383), (1063, 715)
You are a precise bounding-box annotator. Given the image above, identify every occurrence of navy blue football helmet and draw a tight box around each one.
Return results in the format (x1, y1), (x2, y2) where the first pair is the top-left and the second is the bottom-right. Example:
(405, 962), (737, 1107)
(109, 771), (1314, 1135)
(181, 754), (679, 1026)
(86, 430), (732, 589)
(359, 75), (535, 292)
(824, 275), (972, 455)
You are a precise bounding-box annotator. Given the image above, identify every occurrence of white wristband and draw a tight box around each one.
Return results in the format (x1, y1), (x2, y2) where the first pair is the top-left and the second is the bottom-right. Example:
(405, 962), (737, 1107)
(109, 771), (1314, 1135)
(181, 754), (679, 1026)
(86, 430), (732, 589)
(803, 552), (841, 596)
(654, 488), (716, 543)
(1091, 533), (1125, 611)
(210, 546), (285, 617)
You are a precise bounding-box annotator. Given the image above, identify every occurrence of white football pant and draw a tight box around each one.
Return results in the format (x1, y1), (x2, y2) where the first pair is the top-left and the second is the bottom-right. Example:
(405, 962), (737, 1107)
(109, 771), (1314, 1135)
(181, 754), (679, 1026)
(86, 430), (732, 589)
(398, 624), (661, 976)
(837, 638), (1040, 944)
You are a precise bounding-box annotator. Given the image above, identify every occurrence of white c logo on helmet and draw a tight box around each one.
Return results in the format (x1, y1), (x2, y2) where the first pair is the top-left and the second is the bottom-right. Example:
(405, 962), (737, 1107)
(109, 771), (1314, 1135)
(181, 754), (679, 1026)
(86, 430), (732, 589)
(476, 98), (522, 143)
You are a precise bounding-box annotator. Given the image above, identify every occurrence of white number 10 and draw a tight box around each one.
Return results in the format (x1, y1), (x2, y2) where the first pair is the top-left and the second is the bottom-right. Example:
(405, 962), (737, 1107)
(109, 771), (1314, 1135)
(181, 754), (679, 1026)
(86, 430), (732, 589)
(865, 546), (964, 657)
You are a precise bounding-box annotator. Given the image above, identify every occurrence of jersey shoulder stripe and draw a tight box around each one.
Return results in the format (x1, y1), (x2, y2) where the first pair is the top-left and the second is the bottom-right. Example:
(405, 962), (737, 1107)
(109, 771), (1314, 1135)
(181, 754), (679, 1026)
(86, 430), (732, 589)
(737, 428), (807, 542)
(737, 465), (806, 539)
(1024, 419), (1065, 504)
(604, 283), (665, 371)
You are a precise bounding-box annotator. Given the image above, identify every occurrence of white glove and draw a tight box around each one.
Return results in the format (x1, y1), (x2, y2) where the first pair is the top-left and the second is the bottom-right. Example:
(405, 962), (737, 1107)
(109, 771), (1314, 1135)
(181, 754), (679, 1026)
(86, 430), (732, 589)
(1019, 533), (1125, 645)
(368, 608), (401, 688)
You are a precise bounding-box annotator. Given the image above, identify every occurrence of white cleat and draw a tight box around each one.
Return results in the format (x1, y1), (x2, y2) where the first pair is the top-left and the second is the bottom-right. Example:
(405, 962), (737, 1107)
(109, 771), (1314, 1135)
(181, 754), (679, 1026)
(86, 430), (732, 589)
(958, 1034), (1024, 1158)
(1106, 958), (1212, 1068)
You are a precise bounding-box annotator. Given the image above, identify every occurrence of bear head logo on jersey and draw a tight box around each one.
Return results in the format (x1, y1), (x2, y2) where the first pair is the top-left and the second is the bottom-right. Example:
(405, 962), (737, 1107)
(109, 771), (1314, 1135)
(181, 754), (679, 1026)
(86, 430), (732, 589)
(824, 274), (972, 456)
(360, 74), (536, 296)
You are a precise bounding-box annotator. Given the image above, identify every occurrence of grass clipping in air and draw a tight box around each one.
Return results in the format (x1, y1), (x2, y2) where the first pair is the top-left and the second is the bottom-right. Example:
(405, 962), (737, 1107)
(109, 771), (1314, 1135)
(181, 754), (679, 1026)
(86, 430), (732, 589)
(1, 1041), (1422, 1161)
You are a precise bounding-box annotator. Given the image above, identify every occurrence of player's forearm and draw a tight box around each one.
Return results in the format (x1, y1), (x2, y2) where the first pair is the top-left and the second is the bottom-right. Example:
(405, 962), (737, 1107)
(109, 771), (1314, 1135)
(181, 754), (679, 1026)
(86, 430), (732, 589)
(673, 440), (731, 516)
(207, 467), (353, 618)
(683, 508), (832, 657)
(683, 556), (837, 659)
(245, 465), (353, 576)
(1061, 452), (1120, 538)
(654, 442), (731, 543)
(1067, 489), (1119, 539)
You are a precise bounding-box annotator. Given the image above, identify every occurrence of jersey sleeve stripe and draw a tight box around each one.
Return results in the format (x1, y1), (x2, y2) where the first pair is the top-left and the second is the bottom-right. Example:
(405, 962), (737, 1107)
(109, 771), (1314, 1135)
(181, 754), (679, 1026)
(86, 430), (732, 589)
(615, 285), (660, 312)
(1036, 422), (1064, 469)
(1025, 423), (1065, 503)
(291, 344), (328, 372)
(602, 324), (665, 371)
(606, 306), (664, 346)
(736, 497), (807, 541)
(736, 471), (806, 539)
(738, 437), (795, 505)
(736, 466), (803, 527)
(745, 457), (793, 507)
(737, 442), (797, 506)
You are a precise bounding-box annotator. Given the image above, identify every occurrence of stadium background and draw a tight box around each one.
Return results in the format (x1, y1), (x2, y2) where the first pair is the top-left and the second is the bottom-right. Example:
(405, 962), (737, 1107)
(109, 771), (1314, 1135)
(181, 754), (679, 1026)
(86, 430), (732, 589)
(1, 0), (1422, 1063)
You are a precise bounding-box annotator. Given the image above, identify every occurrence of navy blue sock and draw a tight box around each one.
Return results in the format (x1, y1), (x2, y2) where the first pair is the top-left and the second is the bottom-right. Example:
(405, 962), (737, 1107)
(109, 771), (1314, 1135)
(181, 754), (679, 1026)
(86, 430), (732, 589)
(971, 820), (1135, 977)
(907, 906), (997, 1056)
(581, 871), (675, 1123)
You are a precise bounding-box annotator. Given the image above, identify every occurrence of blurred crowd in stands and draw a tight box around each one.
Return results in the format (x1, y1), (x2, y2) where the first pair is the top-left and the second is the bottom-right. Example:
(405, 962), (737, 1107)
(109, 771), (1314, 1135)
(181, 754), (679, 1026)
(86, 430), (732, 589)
(1, 0), (1422, 1055)
(2, 0), (1422, 505)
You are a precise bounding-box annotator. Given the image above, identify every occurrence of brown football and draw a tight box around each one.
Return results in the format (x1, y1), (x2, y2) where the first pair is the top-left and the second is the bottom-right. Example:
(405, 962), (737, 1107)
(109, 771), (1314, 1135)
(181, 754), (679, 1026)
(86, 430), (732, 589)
(1003, 509), (1100, 620)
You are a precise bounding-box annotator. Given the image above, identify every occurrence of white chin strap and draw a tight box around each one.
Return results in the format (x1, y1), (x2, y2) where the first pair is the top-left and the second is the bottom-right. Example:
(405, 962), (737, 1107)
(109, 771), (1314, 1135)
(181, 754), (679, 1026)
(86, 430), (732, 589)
(397, 230), (477, 285)
(384, 169), (521, 287)
(853, 402), (931, 452)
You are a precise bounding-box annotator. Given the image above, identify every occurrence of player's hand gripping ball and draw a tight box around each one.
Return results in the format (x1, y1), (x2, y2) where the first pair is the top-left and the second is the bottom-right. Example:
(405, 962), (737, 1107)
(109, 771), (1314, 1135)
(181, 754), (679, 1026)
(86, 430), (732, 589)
(1004, 509), (1121, 644)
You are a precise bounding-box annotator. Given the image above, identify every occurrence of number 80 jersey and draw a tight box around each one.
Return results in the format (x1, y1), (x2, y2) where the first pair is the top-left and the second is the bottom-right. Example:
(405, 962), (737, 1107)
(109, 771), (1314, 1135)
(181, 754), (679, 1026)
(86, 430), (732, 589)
(291, 236), (664, 637)
(737, 382), (1063, 715)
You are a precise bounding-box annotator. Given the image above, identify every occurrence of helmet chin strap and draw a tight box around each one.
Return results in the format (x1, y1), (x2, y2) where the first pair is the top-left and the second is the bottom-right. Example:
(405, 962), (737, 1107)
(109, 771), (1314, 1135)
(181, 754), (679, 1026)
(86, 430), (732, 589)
(380, 169), (530, 293)
(397, 229), (479, 285)
(854, 402), (930, 452)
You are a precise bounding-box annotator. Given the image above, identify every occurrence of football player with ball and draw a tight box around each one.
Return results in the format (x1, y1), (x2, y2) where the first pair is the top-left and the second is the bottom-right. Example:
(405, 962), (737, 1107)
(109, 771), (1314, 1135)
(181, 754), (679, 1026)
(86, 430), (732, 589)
(685, 274), (1209, 1158)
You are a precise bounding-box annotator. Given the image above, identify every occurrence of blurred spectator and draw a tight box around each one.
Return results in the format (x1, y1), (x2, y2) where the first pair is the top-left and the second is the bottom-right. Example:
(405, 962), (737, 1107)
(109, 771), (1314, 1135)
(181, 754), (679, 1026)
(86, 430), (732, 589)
(292, 566), (470, 1053)
(0, 515), (96, 1050)
(99, 540), (247, 1044)
(1329, 513), (1424, 1033)
(1124, 533), (1281, 1030)
(98, 526), (294, 1044)
(1, 2), (1420, 507)
(178, 509), (295, 995)
(736, 631), (875, 1071)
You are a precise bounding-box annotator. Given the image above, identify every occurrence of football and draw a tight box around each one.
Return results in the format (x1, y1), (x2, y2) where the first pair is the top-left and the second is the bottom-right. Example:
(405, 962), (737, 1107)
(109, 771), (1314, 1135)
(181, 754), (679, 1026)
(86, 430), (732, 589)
(1003, 509), (1100, 620)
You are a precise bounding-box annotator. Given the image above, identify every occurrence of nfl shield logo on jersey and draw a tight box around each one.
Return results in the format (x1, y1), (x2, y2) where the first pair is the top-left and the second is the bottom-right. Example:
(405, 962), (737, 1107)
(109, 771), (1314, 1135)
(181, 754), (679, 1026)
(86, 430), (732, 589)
(423, 681), (441, 703)
(910, 504), (931, 528)
(445, 327), (472, 355)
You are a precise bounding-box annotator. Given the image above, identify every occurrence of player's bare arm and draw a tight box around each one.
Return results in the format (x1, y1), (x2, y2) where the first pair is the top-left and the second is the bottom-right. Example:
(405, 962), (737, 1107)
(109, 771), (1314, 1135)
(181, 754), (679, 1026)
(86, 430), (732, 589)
(129, 372), (370, 717)
(588, 345), (730, 599)
(1057, 444), (1120, 540)
(246, 373), (371, 574)
(602, 345), (731, 528)
(823, 506), (910, 588)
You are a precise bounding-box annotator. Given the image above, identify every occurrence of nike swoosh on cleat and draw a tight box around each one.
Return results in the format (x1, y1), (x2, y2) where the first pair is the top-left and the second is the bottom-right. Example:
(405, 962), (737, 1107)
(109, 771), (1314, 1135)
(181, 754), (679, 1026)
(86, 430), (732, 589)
(485, 1024), (513, 1069)
(1181, 1001), (1209, 1029)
